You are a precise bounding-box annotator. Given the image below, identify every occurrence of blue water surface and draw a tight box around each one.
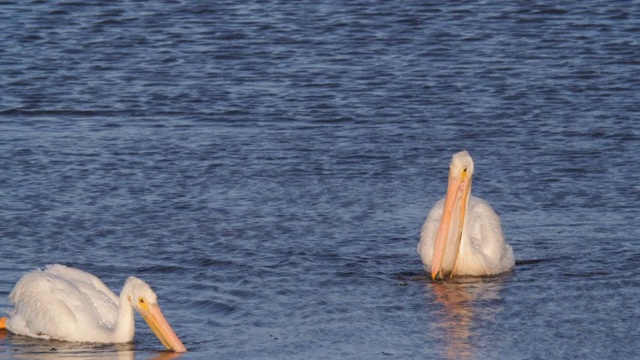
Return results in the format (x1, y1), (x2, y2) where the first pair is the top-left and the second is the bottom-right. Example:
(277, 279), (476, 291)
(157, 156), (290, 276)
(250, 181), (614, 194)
(1, 1), (639, 359)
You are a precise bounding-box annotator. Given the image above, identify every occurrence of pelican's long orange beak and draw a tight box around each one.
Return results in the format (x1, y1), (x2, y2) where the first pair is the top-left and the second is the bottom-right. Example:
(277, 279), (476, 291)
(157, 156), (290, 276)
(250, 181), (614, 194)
(139, 303), (187, 353)
(431, 168), (471, 280)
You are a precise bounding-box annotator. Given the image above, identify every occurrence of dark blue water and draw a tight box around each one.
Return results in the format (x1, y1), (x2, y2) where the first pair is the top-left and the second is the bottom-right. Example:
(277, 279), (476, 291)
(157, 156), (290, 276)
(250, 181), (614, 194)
(1, 1), (639, 359)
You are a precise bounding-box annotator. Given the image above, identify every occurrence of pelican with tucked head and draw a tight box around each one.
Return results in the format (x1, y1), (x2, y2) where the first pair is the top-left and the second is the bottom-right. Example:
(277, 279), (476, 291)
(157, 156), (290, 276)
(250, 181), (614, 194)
(0, 264), (186, 352)
(418, 151), (515, 279)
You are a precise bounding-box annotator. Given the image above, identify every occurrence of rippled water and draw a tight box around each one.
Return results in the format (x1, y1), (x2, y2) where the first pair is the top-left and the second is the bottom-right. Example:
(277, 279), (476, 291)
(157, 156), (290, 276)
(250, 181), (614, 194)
(1, 1), (639, 359)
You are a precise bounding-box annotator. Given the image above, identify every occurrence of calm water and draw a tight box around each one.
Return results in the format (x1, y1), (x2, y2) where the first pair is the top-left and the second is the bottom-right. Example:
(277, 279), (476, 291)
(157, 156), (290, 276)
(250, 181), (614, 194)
(1, 1), (639, 359)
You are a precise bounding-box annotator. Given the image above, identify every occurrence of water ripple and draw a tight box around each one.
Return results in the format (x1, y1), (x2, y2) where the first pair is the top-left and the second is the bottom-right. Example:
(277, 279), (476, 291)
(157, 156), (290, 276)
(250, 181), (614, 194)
(1, 1), (639, 359)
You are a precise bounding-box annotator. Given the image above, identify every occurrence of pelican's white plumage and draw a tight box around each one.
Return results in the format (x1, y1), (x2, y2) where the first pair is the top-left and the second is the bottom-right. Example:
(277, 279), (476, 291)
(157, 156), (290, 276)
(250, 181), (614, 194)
(1, 264), (186, 352)
(418, 151), (515, 279)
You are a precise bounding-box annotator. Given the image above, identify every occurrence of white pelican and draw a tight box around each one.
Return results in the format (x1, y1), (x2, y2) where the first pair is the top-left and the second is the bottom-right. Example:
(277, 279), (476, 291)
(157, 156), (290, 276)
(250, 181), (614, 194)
(0, 264), (186, 352)
(418, 151), (515, 280)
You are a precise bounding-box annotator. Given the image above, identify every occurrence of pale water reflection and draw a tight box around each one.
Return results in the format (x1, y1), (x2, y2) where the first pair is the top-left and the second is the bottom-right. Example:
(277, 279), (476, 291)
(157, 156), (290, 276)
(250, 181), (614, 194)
(0, 331), (182, 360)
(428, 276), (508, 360)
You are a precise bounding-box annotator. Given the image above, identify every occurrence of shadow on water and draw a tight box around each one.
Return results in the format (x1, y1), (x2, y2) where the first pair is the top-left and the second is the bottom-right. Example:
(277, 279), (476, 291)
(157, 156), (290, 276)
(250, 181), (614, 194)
(0, 330), (183, 360)
(395, 257), (567, 283)
(514, 258), (566, 266)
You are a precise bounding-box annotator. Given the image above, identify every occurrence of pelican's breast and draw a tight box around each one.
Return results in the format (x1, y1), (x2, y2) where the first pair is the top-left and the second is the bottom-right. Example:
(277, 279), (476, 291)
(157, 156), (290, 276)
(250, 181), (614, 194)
(456, 196), (515, 275)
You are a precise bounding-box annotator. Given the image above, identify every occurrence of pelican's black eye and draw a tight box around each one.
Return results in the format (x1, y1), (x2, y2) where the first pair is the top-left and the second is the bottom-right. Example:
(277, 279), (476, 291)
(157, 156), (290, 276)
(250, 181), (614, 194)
(139, 298), (145, 304)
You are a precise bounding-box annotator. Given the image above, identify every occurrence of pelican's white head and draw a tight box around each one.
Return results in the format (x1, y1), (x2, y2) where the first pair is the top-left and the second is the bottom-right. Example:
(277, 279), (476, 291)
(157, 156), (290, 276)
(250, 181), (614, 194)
(449, 150), (474, 182)
(431, 151), (475, 280)
(125, 277), (158, 308)
(124, 276), (187, 353)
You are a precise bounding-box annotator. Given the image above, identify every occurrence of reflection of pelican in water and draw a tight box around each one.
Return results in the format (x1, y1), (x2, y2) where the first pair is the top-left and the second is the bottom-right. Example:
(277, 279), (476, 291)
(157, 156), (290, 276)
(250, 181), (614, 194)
(428, 277), (506, 360)
(0, 338), (183, 360)
(0, 337), (184, 360)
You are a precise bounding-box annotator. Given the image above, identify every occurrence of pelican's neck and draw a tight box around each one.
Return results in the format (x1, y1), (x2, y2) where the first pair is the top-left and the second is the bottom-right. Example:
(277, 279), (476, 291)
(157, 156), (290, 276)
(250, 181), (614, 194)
(465, 184), (473, 218)
(460, 186), (473, 238)
(113, 283), (136, 343)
